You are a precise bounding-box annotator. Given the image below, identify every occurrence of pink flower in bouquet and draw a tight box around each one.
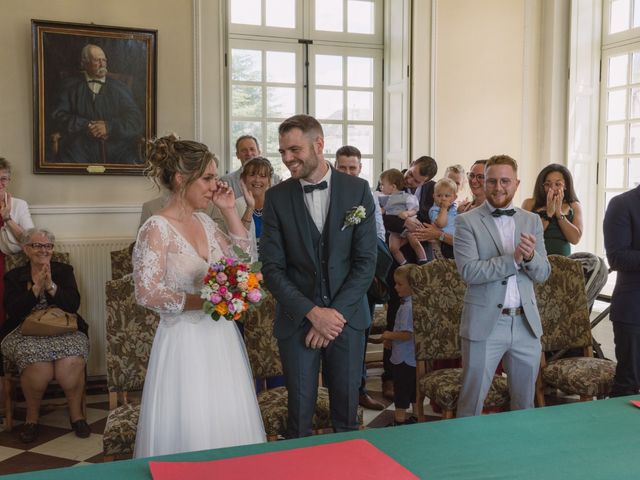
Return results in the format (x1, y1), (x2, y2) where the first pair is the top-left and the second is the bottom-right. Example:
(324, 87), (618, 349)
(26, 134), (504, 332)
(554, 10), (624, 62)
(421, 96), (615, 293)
(224, 291), (233, 301)
(210, 293), (222, 304)
(255, 272), (264, 282)
(247, 288), (262, 303)
(238, 281), (249, 292)
(219, 286), (228, 295)
(216, 272), (228, 284)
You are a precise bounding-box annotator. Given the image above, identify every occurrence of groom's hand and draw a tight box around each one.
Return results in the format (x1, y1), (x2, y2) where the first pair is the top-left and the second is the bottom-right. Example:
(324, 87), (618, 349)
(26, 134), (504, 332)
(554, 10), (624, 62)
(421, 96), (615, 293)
(307, 306), (346, 341)
(306, 327), (331, 349)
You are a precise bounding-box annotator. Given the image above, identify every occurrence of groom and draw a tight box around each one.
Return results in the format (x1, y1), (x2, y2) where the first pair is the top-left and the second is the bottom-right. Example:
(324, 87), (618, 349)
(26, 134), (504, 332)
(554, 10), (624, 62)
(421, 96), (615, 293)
(260, 114), (377, 437)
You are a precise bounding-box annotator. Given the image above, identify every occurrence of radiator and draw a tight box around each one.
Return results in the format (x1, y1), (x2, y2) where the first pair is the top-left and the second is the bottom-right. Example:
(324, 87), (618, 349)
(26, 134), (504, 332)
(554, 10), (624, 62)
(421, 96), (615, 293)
(56, 238), (134, 377)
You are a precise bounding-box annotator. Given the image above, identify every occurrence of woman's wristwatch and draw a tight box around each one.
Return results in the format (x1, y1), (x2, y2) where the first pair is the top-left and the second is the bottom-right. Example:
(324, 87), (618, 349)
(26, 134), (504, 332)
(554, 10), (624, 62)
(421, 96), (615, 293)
(438, 232), (445, 242)
(46, 282), (57, 293)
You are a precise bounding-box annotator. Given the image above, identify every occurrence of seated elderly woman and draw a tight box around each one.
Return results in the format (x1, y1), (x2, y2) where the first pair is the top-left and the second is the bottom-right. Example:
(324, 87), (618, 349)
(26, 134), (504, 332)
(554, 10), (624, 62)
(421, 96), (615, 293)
(0, 228), (89, 443)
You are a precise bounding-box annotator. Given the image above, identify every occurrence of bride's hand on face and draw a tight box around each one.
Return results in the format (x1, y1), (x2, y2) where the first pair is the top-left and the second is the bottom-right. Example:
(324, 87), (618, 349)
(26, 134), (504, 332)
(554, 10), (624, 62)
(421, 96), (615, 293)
(240, 180), (255, 210)
(211, 180), (236, 210)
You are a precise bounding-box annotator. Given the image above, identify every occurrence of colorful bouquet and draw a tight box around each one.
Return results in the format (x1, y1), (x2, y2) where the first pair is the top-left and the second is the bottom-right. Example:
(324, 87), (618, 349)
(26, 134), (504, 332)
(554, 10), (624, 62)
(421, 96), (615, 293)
(201, 246), (266, 321)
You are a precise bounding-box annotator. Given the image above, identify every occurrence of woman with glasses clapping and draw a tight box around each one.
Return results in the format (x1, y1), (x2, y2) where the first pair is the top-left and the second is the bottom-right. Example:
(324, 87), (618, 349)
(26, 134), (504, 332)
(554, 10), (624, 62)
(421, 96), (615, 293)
(521, 163), (583, 256)
(0, 228), (90, 444)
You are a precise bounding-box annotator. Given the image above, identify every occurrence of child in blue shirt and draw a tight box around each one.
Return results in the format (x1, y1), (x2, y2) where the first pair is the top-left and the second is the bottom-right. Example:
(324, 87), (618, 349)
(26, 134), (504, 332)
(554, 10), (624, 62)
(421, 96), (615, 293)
(371, 264), (417, 425)
(428, 177), (458, 259)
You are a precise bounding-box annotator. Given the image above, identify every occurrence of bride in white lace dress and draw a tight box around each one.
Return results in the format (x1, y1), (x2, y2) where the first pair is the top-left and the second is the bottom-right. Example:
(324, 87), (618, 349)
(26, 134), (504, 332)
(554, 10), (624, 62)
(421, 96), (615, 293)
(133, 135), (265, 458)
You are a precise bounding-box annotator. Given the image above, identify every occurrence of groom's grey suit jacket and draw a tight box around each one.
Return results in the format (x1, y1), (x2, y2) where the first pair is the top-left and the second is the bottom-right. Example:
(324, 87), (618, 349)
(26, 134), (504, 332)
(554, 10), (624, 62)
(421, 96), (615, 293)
(453, 203), (551, 341)
(260, 169), (377, 339)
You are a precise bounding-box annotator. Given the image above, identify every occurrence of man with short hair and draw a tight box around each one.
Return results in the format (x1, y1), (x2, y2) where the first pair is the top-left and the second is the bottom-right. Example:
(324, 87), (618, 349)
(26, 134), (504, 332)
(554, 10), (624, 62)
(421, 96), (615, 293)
(335, 146), (387, 411)
(261, 115), (377, 437)
(453, 154), (550, 416)
(222, 135), (282, 198)
(51, 44), (144, 164)
(604, 183), (640, 397)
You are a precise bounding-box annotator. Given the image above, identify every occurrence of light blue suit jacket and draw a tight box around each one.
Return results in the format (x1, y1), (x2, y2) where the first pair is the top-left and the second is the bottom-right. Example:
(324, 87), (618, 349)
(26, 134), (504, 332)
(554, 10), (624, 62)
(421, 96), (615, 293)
(453, 203), (551, 341)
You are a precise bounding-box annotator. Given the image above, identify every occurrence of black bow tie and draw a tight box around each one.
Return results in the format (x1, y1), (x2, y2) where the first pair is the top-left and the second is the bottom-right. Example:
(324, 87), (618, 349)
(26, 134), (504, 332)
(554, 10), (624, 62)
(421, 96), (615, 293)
(492, 208), (516, 218)
(303, 181), (328, 194)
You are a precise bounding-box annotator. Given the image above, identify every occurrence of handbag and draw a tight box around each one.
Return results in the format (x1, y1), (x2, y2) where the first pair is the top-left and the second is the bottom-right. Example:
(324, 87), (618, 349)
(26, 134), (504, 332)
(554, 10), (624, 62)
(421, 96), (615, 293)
(21, 307), (78, 336)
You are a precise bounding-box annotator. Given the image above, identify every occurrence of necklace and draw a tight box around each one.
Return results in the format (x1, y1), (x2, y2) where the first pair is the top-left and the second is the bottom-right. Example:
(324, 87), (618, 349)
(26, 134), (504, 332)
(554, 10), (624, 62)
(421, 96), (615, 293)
(253, 208), (263, 217)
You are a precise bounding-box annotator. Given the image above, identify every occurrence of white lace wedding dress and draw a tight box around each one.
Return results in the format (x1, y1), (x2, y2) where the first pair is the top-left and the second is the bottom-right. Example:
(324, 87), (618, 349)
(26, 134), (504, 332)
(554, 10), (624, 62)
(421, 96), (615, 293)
(132, 212), (266, 458)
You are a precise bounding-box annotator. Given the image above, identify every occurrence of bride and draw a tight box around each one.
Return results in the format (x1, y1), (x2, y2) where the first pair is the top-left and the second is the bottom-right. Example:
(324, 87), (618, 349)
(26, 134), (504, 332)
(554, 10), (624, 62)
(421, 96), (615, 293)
(133, 135), (266, 458)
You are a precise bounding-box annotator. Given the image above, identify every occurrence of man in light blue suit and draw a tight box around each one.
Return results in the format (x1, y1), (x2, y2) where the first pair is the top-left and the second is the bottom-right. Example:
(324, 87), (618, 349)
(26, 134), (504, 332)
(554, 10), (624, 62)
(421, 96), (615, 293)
(453, 155), (550, 417)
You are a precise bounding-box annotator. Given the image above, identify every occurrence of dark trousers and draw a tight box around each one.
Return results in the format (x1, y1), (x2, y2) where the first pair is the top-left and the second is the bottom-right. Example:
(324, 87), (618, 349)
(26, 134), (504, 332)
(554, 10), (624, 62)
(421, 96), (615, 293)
(278, 321), (365, 438)
(392, 362), (416, 409)
(610, 322), (640, 397)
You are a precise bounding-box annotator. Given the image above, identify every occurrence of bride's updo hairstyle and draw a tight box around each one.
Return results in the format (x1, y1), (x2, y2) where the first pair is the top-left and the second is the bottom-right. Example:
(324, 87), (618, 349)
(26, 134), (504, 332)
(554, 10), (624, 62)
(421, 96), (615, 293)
(146, 134), (219, 194)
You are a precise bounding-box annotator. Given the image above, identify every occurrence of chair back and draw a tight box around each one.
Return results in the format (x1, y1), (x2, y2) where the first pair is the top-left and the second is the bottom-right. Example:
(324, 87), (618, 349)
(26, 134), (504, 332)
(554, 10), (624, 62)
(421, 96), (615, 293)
(535, 256), (591, 352)
(105, 274), (159, 393)
(110, 242), (135, 280)
(567, 252), (609, 312)
(242, 292), (283, 379)
(409, 259), (466, 361)
(5, 251), (70, 272)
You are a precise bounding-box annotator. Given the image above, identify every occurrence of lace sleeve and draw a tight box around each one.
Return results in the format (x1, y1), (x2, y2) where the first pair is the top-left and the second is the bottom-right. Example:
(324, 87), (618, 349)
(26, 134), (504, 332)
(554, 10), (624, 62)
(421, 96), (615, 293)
(200, 213), (255, 261)
(133, 217), (186, 313)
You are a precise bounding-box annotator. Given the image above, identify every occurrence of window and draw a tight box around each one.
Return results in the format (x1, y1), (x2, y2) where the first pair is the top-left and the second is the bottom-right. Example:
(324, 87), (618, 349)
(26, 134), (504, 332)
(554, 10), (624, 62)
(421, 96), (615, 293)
(598, 0), (640, 250)
(227, 0), (383, 186)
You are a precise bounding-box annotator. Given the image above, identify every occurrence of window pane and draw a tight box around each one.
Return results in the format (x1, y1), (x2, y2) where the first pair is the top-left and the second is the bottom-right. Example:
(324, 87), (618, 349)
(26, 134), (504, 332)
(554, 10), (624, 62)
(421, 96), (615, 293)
(629, 157), (640, 186)
(605, 191), (621, 213)
(607, 124), (626, 154)
(232, 85), (263, 117)
(610, 0), (630, 34)
(266, 0), (295, 28)
(323, 123), (343, 155)
(347, 90), (373, 121)
(606, 157), (625, 188)
(268, 156), (290, 180)
(267, 87), (296, 117)
(348, 0), (374, 34)
(632, 52), (640, 83)
(609, 54), (629, 87)
(315, 89), (343, 119)
(360, 157), (373, 186)
(232, 49), (262, 82)
(635, 0), (640, 27)
(631, 88), (640, 118)
(266, 121), (280, 154)
(316, 55), (343, 86)
(631, 123), (640, 152)
(231, 0), (261, 25)
(348, 124), (373, 154)
(608, 90), (627, 121)
(266, 51), (296, 84)
(348, 57), (374, 87)
(316, 0), (343, 32)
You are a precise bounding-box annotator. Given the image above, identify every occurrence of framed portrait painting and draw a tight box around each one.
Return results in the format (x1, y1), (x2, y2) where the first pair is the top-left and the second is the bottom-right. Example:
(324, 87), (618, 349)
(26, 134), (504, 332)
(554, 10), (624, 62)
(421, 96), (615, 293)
(32, 20), (157, 175)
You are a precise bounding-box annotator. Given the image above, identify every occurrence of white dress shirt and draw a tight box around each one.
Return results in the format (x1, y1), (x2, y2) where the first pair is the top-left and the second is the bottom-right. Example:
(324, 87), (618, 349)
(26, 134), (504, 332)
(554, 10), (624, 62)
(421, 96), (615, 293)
(300, 163), (332, 233)
(488, 202), (521, 309)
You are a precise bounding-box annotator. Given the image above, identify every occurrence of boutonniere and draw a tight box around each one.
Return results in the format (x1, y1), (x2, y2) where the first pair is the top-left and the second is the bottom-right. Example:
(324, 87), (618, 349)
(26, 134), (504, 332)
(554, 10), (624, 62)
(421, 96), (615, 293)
(341, 205), (366, 231)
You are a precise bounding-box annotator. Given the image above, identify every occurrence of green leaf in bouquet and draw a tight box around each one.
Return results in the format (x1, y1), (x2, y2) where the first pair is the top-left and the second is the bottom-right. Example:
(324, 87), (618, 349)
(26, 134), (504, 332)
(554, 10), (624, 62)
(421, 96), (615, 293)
(232, 244), (251, 262)
(249, 261), (262, 272)
(203, 301), (215, 315)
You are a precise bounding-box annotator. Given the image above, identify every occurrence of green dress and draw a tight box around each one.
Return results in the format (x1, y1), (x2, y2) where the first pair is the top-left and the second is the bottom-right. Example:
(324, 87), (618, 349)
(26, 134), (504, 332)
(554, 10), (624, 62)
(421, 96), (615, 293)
(539, 208), (574, 256)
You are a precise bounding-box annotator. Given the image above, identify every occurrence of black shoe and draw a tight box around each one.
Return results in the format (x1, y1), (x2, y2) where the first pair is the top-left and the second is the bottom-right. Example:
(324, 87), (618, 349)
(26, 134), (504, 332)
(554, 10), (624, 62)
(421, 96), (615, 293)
(359, 393), (385, 410)
(70, 419), (91, 438)
(19, 422), (38, 443)
(392, 416), (418, 427)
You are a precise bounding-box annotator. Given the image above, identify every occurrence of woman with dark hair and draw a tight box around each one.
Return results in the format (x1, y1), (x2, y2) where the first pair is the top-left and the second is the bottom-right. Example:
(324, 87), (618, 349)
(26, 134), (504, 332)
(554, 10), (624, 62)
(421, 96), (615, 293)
(522, 163), (583, 256)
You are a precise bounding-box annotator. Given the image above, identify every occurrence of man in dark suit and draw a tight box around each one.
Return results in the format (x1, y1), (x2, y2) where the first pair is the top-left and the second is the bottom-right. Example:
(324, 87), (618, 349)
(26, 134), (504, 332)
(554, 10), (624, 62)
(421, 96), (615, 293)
(604, 184), (640, 397)
(453, 155), (550, 416)
(260, 114), (377, 437)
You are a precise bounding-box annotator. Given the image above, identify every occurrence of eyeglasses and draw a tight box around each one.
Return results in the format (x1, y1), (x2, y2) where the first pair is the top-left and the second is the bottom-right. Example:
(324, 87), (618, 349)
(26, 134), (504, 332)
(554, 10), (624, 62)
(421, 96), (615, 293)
(27, 243), (54, 251)
(0, 176), (11, 183)
(467, 173), (485, 181)
(485, 178), (514, 188)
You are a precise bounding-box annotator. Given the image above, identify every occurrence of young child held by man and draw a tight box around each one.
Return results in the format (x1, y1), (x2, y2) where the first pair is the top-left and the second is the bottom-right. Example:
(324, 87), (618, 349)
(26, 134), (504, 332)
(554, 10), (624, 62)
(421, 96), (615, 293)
(428, 177), (458, 259)
(370, 264), (417, 426)
(379, 169), (427, 265)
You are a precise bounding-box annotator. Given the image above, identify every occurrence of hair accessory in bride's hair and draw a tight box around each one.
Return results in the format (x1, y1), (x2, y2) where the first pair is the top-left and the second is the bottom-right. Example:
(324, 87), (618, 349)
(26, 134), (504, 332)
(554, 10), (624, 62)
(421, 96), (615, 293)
(200, 245), (265, 321)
